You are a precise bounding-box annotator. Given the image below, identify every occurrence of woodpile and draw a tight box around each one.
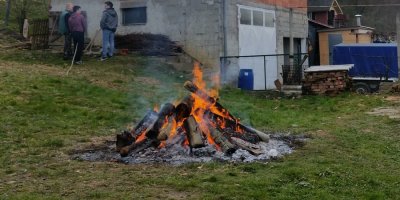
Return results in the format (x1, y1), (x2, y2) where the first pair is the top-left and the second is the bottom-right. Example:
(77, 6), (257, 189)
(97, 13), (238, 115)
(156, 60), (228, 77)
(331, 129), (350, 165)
(302, 70), (351, 95)
(115, 33), (183, 56)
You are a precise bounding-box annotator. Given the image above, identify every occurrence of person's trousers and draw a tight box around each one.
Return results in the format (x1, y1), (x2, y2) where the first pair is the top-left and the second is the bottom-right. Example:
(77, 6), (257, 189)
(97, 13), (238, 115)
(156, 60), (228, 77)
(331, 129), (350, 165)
(71, 31), (84, 62)
(63, 33), (73, 59)
(102, 29), (115, 58)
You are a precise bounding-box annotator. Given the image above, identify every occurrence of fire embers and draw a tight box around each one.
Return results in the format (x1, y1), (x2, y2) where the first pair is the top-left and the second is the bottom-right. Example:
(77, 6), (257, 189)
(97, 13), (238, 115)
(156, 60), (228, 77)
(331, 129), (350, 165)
(116, 64), (270, 158)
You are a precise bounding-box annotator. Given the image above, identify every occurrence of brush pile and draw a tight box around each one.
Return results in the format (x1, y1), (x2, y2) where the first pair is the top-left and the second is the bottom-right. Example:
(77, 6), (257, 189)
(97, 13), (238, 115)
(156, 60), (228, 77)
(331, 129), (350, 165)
(115, 33), (183, 56)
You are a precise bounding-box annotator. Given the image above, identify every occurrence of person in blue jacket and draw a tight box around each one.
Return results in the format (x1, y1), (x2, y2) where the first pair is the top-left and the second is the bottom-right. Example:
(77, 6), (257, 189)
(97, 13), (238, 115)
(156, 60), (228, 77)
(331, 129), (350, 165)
(58, 3), (73, 60)
(99, 1), (118, 61)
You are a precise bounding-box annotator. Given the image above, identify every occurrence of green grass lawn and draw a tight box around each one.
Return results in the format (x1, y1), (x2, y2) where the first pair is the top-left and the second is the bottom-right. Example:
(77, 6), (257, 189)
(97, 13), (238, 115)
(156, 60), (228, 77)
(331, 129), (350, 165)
(0, 50), (399, 199)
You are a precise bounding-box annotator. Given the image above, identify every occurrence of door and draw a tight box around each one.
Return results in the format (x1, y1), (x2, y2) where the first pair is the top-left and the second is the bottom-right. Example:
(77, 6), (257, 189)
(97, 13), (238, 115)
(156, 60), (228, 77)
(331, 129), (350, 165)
(238, 6), (277, 90)
(328, 34), (343, 64)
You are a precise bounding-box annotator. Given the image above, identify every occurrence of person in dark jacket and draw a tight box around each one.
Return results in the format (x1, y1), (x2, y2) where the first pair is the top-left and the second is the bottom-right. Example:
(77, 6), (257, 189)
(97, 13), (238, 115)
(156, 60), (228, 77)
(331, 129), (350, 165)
(99, 1), (118, 61)
(58, 3), (73, 60)
(68, 6), (86, 65)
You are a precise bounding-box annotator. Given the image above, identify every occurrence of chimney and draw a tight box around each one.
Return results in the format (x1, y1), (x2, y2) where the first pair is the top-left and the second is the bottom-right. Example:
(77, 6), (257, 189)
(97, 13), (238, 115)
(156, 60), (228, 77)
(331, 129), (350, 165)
(355, 14), (362, 26)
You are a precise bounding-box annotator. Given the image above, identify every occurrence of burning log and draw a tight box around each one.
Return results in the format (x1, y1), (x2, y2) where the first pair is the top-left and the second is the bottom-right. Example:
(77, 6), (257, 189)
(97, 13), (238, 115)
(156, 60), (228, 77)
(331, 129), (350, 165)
(175, 95), (194, 122)
(230, 137), (263, 155)
(133, 111), (159, 136)
(117, 104), (174, 156)
(208, 124), (237, 155)
(183, 116), (205, 148)
(208, 111), (269, 143)
(184, 81), (236, 120)
(146, 103), (175, 139)
(157, 115), (175, 141)
(116, 111), (158, 152)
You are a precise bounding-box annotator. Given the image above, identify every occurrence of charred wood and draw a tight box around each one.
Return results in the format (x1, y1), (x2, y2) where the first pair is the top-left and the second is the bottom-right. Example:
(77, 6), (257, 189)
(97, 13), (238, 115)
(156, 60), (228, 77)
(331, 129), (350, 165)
(208, 123), (237, 155)
(119, 137), (160, 157)
(183, 116), (205, 148)
(208, 111), (269, 143)
(146, 103), (175, 139)
(175, 95), (194, 122)
(230, 137), (263, 155)
(116, 130), (135, 152)
(157, 115), (176, 141)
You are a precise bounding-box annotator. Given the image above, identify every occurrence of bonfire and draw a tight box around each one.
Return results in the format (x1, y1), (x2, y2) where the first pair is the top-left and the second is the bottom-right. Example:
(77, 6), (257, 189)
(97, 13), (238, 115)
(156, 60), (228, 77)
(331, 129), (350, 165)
(116, 63), (271, 158)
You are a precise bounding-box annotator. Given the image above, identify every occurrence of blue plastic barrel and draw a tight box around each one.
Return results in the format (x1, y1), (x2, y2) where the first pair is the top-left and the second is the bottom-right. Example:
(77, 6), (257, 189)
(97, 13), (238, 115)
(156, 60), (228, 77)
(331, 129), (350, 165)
(238, 69), (254, 90)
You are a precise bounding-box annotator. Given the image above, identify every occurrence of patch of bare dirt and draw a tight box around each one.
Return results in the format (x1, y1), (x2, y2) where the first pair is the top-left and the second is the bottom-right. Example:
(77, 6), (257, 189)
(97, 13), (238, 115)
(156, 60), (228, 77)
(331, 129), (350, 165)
(384, 96), (400, 103)
(367, 107), (400, 119)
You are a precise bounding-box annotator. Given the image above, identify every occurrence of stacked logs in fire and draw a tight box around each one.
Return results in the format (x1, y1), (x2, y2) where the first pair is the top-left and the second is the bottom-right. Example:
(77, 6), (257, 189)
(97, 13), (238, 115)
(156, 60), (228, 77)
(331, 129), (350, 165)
(116, 81), (270, 157)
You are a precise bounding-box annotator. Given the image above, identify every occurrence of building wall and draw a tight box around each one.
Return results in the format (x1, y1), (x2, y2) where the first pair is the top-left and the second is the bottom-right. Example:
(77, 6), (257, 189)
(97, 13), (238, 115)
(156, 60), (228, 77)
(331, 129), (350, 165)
(314, 12), (328, 25)
(51, 0), (222, 69)
(51, 0), (308, 76)
(319, 30), (372, 65)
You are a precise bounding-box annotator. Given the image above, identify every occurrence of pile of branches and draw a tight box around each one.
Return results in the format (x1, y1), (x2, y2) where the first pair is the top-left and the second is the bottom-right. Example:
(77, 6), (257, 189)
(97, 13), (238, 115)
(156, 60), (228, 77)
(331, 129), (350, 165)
(115, 33), (183, 56)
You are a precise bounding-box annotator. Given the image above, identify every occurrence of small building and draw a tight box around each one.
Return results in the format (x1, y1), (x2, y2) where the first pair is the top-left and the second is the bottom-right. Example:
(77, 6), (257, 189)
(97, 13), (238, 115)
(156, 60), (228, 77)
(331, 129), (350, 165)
(318, 26), (374, 65)
(50, 0), (308, 90)
(308, 0), (345, 65)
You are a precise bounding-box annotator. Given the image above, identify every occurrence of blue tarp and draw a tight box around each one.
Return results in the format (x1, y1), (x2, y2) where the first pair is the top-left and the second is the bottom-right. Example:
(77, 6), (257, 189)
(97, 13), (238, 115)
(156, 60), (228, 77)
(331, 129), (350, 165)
(333, 43), (398, 79)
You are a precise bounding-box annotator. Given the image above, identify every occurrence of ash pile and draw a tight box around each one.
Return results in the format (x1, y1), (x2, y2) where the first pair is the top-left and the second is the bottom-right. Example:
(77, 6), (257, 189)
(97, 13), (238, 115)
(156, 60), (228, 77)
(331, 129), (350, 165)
(75, 64), (306, 165)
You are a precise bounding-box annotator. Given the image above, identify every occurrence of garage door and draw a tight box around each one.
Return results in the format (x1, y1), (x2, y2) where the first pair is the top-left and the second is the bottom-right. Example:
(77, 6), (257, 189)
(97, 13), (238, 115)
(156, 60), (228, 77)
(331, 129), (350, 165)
(238, 5), (277, 90)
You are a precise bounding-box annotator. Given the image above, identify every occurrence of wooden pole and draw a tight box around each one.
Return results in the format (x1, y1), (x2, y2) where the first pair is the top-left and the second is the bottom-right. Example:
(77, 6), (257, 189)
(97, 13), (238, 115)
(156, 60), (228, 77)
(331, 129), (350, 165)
(66, 44), (79, 76)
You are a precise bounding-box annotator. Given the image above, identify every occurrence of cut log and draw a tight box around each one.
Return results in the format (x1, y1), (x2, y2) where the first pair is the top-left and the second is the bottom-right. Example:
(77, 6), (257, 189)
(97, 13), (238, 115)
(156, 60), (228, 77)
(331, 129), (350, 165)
(207, 111), (268, 143)
(208, 124), (237, 155)
(133, 110), (159, 137)
(116, 111), (158, 151)
(183, 116), (205, 148)
(230, 137), (263, 155)
(119, 138), (156, 157)
(175, 95), (194, 121)
(157, 115), (176, 141)
(146, 103), (175, 139)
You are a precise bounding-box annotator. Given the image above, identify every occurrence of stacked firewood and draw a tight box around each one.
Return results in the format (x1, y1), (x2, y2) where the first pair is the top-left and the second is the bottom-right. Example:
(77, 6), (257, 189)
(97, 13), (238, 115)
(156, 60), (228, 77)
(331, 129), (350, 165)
(302, 70), (351, 95)
(116, 81), (270, 157)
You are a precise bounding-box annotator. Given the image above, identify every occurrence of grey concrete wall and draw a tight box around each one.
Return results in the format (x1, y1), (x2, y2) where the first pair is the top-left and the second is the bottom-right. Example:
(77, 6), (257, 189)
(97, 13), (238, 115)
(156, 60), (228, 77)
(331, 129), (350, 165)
(51, 0), (223, 70)
(50, 0), (308, 77)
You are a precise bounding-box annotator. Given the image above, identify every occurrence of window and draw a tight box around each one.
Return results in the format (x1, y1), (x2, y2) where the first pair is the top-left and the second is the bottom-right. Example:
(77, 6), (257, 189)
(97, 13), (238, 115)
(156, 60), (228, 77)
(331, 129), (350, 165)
(240, 8), (251, 25)
(264, 12), (274, 27)
(253, 10), (263, 26)
(122, 7), (147, 25)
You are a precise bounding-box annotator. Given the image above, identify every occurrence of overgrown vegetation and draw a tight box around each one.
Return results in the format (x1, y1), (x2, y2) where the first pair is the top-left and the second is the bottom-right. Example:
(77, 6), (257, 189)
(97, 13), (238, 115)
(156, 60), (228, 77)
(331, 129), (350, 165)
(0, 0), (48, 32)
(0, 50), (399, 199)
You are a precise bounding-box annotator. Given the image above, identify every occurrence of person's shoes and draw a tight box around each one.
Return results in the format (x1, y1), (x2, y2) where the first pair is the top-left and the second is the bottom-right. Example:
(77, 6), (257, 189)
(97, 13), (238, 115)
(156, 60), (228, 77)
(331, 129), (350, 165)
(75, 61), (83, 65)
(107, 54), (113, 58)
(99, 57), (108, 61)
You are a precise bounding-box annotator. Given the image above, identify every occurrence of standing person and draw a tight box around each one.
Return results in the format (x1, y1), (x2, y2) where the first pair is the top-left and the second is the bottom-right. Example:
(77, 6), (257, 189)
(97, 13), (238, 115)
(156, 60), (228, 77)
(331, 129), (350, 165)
(68, 6), (86, 65)
(58, 3), (73, 60)
(100, 1), (118, 61)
